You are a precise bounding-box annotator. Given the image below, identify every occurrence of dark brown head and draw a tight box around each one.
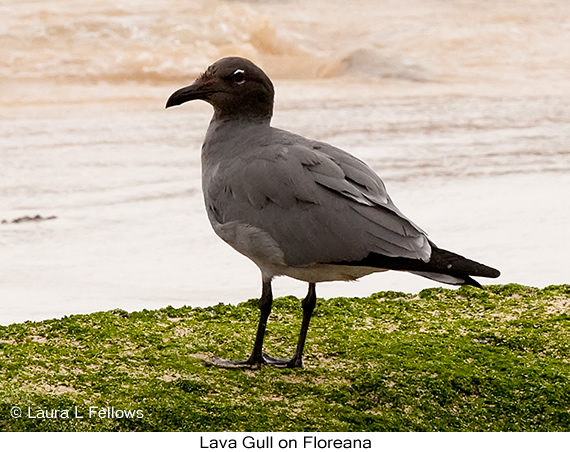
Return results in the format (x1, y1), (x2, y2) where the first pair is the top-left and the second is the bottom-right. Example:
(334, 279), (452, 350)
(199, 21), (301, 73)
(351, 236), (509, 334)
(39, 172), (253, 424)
(165, 57), (274, 121)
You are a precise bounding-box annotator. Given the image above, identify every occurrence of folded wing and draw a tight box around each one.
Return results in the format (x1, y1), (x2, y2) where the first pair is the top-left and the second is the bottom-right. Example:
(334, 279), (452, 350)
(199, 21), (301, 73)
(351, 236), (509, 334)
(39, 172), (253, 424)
(206, 130), (431, 267)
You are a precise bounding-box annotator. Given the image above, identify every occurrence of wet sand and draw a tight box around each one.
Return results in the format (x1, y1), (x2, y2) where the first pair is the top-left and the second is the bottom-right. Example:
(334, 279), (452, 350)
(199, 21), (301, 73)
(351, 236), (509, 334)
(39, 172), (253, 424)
(1, 0), (569, 324)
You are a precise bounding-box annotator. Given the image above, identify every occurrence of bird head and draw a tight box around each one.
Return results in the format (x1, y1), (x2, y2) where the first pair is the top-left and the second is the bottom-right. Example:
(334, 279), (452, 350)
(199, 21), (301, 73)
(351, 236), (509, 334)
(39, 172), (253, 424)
(165, 56), (275, 121)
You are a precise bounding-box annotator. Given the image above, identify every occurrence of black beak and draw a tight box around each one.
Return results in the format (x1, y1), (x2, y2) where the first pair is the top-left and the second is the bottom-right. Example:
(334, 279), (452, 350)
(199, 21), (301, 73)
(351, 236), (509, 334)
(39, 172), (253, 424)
(165, 79), (211, 109)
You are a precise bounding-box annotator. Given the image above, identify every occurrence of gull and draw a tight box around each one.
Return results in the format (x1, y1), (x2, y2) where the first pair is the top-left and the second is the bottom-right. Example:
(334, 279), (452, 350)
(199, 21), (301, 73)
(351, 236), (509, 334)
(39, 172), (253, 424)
(166, 57), (500, 368)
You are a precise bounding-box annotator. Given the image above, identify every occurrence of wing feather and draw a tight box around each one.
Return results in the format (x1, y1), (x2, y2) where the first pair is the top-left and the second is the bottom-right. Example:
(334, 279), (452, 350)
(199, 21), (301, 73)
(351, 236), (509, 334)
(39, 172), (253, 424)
(204, 128), (431, 266)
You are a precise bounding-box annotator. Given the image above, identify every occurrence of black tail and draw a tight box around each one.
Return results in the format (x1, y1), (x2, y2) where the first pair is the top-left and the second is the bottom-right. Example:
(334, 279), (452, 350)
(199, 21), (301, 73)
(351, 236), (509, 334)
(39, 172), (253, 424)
(335, 242), (500, 288)
(408, 245), (500, 288)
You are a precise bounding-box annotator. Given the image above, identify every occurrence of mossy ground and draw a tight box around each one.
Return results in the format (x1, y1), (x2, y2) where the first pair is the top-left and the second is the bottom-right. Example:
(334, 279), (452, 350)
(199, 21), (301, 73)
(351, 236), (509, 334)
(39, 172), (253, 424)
(0, 284), (569, 432)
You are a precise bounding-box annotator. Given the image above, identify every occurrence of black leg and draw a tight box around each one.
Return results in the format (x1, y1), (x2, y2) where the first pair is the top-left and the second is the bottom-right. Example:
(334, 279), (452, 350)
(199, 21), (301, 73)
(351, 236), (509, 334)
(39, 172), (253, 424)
(204, 279), (273, 368)
(287, 283), (317, 368)
(205, 281), (317, 369)
(247, 279), (273, 364)
(261, 282), (317, 368)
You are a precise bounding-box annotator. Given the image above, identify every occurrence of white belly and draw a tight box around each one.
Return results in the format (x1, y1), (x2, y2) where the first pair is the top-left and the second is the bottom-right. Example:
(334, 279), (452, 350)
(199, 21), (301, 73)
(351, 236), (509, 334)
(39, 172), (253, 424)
(276, 263), (386, 283)
(211, 218), (385, 283)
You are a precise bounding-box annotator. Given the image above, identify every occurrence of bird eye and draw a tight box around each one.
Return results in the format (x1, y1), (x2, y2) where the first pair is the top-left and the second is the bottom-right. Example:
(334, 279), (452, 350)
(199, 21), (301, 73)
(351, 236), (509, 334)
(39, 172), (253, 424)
(231, 69), (246, 85)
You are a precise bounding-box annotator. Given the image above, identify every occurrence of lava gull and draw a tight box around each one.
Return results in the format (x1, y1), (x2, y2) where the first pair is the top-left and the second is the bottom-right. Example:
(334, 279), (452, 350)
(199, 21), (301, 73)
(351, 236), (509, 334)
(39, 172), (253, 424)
(166, 56), (500, 368)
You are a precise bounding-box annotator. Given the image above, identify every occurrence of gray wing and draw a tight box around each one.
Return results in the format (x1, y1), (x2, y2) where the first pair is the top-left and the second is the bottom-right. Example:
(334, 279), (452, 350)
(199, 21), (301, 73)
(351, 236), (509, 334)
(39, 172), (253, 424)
(205, 134), (431, 267)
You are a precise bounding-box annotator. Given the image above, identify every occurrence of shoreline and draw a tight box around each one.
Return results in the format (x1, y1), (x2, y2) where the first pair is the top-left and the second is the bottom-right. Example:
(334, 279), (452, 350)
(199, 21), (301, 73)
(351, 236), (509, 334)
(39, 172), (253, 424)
(3, 76), (570, 113)
(1, 283), (568, 431)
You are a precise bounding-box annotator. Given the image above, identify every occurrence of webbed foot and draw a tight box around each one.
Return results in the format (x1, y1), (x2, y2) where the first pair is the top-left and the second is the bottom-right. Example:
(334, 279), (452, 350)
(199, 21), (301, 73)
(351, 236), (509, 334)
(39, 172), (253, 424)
(203, 353), (303, 369)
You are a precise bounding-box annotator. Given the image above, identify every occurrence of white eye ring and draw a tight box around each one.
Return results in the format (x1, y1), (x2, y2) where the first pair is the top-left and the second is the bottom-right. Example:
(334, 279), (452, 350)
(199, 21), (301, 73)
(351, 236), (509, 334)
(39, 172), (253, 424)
(233, 69), (246, 85)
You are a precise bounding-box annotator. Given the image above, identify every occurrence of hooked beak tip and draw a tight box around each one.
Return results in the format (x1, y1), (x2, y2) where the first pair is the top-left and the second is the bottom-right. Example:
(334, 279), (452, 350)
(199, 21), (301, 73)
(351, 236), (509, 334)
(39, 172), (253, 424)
(165, 81), (206, 109)
(164, 96), (181, 109)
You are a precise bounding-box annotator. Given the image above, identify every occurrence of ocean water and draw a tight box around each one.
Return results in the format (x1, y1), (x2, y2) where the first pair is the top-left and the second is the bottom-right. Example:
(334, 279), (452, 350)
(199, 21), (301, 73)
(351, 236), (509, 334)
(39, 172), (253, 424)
(1, 0), (569, 325)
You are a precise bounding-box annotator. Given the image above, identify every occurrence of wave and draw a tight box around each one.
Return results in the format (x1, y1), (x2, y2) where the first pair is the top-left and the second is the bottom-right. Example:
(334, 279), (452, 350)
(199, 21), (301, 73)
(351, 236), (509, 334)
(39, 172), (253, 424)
(317, 48), (432, 81)
(1, 0), (431, 83)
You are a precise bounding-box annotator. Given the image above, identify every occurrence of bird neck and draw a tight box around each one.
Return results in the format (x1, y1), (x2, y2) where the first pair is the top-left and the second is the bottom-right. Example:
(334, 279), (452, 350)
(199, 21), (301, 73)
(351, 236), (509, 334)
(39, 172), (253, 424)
(204, 116), (272, 151)
(213, 109), (273, 125)
(212, 94), (274, 123)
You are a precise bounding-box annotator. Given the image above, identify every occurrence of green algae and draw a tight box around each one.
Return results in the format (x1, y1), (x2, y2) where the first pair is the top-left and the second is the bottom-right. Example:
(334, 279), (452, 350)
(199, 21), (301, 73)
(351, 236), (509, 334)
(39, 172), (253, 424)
(0, 284), (568, 432)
